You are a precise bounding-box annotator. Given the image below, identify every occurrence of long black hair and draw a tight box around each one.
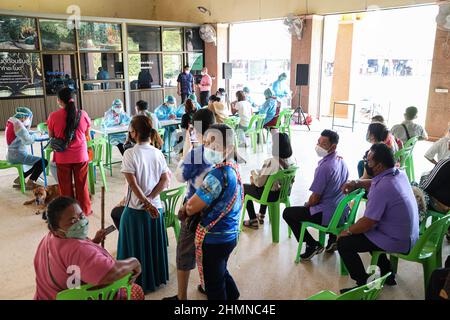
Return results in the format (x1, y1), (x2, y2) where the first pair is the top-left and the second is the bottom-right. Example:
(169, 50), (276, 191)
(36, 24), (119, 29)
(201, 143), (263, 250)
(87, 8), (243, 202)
(57, 87), (77, 142)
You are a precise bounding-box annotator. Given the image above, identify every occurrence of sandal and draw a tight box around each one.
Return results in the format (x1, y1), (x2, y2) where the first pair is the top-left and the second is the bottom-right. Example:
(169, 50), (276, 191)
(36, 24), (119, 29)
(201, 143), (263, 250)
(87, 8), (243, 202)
(243, 219), (259, 229)
(258, 214), (265, 224)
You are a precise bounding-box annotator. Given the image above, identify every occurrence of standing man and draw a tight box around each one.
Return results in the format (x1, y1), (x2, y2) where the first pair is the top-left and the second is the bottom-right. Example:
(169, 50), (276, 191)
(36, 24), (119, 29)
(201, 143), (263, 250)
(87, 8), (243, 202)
(177, 65), (195, 104)
(198, 67), (212, 107)
(338, 143), (419, 292)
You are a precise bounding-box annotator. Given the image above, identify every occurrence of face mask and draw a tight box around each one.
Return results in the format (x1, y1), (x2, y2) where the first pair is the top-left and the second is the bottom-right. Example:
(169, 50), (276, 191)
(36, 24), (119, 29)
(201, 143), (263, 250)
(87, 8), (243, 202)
(23, 118), (31, 127)
(64, 217), (89, 240)
(185, 70), (190, 74)
(201, 72), (205, 76)
(204, 147), (224, 165)
(365, 161), (375, 177)
(113, 107), (123, 114)
(315, 145), (329, 158)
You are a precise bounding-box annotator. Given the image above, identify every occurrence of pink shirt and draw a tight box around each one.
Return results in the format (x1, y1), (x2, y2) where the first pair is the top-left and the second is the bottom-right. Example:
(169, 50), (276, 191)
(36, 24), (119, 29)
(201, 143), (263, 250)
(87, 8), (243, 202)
(34, 233), (115, 300)
(47, 108), (91, 164)
(199, 74), (212, 92)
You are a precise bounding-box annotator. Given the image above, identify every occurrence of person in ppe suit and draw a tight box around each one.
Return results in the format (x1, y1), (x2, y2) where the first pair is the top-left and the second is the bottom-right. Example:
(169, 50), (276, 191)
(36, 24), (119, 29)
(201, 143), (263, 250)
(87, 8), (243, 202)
(155, 95), (177, 154)
(272, 72), (291, 108)
(102, 99), (131, 155)
(5, 107), (48, 190)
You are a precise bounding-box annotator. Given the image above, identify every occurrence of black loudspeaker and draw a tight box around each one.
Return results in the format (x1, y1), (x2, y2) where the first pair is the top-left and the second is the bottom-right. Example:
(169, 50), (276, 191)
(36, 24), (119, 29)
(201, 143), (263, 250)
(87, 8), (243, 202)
(296, 64), (309, 86)
(222, 63), (232, 80)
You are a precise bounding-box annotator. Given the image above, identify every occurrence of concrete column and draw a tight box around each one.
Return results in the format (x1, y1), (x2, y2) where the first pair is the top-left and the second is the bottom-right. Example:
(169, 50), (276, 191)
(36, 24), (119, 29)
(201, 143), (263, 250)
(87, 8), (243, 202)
(425, 27), (450, 141)
(204, 23), (229, 95)
(290, 15), (324, 118)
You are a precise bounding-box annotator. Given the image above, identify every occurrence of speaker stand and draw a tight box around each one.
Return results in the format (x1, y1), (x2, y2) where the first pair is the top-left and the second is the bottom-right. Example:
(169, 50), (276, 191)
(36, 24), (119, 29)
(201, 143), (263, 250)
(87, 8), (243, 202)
(294, 85), (310, 131)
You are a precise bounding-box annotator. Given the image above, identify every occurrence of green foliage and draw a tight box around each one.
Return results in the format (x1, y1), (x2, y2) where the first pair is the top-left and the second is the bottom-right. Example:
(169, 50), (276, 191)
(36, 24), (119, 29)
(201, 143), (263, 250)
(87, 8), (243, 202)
(162, 28), (183, 52)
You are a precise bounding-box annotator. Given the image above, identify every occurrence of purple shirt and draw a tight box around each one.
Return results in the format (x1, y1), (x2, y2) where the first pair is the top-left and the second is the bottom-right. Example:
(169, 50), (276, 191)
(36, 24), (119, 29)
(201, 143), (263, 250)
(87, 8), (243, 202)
(364, 168), (419, 253)
(309, 152), (349, 225)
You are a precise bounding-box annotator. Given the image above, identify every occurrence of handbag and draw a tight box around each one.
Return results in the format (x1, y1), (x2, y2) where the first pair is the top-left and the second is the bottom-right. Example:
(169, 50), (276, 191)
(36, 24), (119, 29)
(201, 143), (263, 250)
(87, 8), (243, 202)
(185, 167), (228, 233)
(48, 110), (82, 152)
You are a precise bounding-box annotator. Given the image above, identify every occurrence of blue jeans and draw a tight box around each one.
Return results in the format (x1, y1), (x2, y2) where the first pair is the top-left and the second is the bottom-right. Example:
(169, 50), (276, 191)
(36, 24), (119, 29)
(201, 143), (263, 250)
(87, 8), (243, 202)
(202, 239), (240, 300)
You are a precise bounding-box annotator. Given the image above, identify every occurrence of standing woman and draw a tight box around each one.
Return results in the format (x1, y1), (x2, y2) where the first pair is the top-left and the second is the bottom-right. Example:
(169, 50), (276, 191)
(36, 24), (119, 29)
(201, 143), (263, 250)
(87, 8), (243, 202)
(47, 88), (92, 216)
(186, 124), (244, 300)
(118, 115), (171, 293)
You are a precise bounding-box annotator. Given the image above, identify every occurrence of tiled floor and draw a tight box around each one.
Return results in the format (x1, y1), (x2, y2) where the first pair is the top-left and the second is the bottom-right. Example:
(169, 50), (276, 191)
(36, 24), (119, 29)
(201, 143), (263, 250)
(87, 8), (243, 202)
(0, 117), (447, 300)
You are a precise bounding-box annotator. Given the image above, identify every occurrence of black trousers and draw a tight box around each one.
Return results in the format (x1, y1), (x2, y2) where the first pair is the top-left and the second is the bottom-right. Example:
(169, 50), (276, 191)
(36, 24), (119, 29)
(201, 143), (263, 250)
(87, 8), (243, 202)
(200, 91), (210, 107)
(426, 256), (450, 300)
(283, 206), (336, 247)
(203, 239), (240, 300)
(111, 206), (125, 230)
(337, 233), (393, 286)
(243, 183), (280, 220)
(181, 93), (189, 104)
(24, 159), (48, 181)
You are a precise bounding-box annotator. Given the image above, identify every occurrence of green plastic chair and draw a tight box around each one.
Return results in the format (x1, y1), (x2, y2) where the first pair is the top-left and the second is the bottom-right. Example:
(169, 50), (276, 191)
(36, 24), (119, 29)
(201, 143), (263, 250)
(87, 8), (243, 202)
(56, 274), (132, 300)
(240, 166), (298, 243)
(403, 136), (418, 181)
(37, 122), (52, 174)
(306, 272), (391, 300)
(245, 114), (266, 153)
(279, 109), (294, 138)
(93, 117), (104, 127)
(87, 137), (108, 195)
(224, 116), (241, 130)
(265, 109), (294, 140)
(370, 216), (450, 294)
(295, 189), (365, 275)
(419, 209), (448, 235)
(160, 185), (186, 243)
(0, 160), (25, 194)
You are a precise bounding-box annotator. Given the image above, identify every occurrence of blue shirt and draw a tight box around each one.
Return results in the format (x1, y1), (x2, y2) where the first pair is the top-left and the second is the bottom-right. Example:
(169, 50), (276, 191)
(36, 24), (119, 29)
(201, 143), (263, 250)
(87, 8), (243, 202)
(259, 98), (277, 125)
(195, 164), (243, 244)
(364, 168), (419, 253)
(177, 72), (194, 94)
(155, 104), (176, 121)
(309, 152), (349, 225)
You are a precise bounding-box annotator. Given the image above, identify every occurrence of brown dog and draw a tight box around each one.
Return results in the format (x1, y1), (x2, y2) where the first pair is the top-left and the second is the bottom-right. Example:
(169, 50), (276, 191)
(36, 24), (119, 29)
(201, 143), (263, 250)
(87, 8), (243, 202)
(24, 185), (60, 218)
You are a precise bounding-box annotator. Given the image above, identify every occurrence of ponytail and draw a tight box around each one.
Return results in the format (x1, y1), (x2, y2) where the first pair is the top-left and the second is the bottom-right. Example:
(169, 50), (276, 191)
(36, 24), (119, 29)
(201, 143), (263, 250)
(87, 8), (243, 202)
(57, 87), (77, 142)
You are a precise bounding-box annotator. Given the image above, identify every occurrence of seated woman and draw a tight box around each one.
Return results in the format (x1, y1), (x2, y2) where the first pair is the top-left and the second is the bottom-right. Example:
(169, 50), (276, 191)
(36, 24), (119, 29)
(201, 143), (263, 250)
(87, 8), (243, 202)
(358, 122), (398, 178)
(6, 107), (48, 190)
(175, 94), (201, 118)
(243, 132), (296, 228)
(117, 115), (171, 293)
(102, 99), (131, 156)
(34, 196), (143, 300)
(185, 123), (243, 300)
(155, 95), (177, 154)
(259, 88), (279, 129)
(231, 90), (253, 146)
(208, 97), (228, 124)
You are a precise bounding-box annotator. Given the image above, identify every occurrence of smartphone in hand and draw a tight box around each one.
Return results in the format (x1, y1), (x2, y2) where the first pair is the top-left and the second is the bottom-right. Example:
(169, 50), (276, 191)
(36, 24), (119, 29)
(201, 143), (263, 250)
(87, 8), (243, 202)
(104, 225), (117, 236)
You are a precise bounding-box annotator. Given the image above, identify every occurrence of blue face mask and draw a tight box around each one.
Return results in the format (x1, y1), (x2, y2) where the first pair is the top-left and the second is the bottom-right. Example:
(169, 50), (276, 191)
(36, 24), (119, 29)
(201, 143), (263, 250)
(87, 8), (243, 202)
(64, 217), (89, 240)
(204, 147), (224, 165)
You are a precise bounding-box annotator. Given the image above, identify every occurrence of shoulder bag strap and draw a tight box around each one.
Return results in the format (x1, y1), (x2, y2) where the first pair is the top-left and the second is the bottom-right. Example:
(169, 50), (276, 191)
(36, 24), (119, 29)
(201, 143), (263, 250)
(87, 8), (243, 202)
(401, 124), (411, 141)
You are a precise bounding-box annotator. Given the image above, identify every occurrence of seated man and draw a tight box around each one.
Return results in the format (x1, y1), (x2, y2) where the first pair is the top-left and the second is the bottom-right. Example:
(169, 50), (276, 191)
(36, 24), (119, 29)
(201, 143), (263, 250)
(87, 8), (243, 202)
(420, 157), (450, 242)
(337, 143), (419, 292)
(283, 130), (349, 260)
(391, 106), (428, 144)
(155, 95), (177, 153)
(424, 123), (450, 165)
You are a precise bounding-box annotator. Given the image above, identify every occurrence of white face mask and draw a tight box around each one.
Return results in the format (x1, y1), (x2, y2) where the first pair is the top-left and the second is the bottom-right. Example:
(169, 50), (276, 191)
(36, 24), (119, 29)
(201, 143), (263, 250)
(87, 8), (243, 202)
(23, 118), (31, 127)
(204, 147), (224, 165)
(315, 145), (329, 158)
(201, 72), (206, 76)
